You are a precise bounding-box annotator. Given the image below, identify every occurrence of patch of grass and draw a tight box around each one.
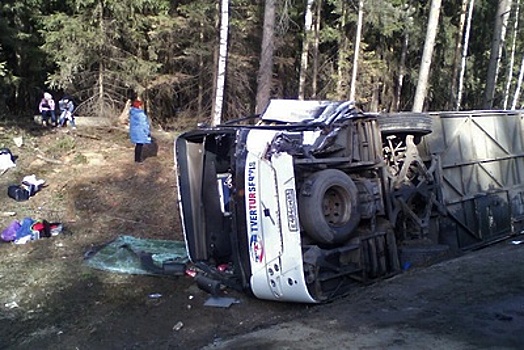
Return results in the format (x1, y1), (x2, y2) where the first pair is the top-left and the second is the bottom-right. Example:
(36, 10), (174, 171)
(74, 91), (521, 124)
(0, 127), (26, 149)
(80, 270), (97, 279)
(46, 135), (76, 157)
(73, 153), (88, 164)
(54, 191), (65, 201)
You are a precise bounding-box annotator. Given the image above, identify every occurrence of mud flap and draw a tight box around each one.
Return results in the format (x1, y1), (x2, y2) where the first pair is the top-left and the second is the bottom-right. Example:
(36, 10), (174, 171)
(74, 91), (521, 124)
(302, 222), (401, 301)
(361, 228), (400, 280)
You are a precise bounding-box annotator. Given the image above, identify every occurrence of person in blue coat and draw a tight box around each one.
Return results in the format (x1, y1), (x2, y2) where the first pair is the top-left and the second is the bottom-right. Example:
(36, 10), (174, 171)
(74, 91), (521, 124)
(129, 99), (152, 163)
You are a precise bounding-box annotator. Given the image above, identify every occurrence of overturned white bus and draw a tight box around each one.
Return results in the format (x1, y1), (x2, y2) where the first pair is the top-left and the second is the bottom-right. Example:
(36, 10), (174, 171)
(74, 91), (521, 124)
(175, 100), (524, 303)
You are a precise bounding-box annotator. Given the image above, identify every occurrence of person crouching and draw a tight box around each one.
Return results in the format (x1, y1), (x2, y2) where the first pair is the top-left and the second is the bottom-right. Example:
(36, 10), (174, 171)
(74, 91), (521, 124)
(129, 99), (152, 163)
(38, 92), (57, 127)
(58, 96), (76, 129)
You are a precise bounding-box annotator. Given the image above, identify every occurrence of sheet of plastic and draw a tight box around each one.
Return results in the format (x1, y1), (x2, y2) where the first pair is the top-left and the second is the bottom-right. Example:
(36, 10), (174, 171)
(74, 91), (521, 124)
(84, 235), (188, 275)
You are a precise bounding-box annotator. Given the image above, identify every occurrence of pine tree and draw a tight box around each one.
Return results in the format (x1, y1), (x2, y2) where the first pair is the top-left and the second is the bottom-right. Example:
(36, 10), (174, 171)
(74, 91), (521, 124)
(41, 0), (174, 117)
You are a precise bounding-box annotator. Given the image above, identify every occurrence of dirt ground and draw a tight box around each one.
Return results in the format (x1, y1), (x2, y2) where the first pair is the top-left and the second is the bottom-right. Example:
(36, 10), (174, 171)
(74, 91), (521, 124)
(206, 240), (524, 349)
(0, 121), (523, 350)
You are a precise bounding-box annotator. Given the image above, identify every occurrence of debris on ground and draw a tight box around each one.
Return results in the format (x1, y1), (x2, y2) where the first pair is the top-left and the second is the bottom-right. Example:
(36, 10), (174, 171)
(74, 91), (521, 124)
(1, 217), (63, 244)
(83, 235), (188, 276)
(13, 136), (23, 148)
(4, 301), (19, 309)
(0, 148), (17, 175)
(203, 296), (240, 309)
(7, 174), (46, 201)
(173, 321), (184, 331)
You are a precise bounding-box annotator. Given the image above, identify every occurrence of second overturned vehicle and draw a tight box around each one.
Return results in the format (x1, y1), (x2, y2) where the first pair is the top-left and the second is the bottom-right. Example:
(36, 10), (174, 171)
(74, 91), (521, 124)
(175, 99), (524, 303)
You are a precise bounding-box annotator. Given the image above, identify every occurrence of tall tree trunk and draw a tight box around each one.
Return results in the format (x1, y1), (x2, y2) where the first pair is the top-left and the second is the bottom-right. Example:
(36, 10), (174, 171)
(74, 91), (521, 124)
(349, 0), (364, 101)
(503, 0), (520, 109)
(457, 0), (476, 110)
(395, 32), (409, 112)
(299, 0), (315, 100)
(483, 0), (513, 109)
(512, 55), (524, 109)
(98, 62), (104, 117)
(98, 0), (105, 118)
(449, 0), (468, 109)
(198, 22), (205, 116)
(211, 3), (220, 120)
(13, 9), (23, 109)
(392, 2), (410, 111)
(312, 1), (321, 99)
(213, 0), (229, 126)
(256, 0), (276, 114)
(337, 2), (348, 99)
(412, 0), (442, 112)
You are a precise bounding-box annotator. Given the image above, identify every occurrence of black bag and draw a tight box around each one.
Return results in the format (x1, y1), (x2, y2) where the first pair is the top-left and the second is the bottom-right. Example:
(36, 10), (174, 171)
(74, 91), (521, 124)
(8, 185), (31, 201)
(143, 138), (158, 159)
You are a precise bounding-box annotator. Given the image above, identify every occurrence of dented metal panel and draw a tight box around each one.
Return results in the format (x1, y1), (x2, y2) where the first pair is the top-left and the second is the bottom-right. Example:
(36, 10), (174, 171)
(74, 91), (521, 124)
(421, 110), (524, 249)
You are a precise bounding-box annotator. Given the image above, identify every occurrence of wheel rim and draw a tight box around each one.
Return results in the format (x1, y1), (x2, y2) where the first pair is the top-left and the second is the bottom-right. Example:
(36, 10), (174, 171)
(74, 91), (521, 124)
(322, 185), (352, 226)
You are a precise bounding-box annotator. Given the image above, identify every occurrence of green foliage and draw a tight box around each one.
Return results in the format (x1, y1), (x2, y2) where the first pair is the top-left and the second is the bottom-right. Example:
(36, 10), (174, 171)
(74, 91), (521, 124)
(39, 0), (177, 117)
(47, 135), (76, 156)
(73, 153), (88, 164)
(0, 0), (51, 114)
(0, 0), (523, 121)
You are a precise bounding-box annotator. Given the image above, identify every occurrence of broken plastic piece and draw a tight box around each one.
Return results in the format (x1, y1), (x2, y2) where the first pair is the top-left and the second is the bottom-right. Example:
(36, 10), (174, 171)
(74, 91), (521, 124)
(185, 269), (197, 278)
(173, 321), (184, 331)
(204, 296), (240, 308)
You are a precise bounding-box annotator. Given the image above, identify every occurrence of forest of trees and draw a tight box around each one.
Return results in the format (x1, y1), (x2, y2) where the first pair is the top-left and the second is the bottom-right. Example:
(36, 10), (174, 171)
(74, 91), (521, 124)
(1, 0), (523, 126)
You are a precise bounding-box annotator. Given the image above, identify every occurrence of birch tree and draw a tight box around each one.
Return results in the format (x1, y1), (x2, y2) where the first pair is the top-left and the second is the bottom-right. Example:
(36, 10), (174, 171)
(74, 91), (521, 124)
(336, 2), (349, 99)
(395, 16), (409, 111)
(503, 0), (520, 109)
(299, 0), (315, 100)
(449, 0), (468, 109)
(213, 0), (229, 126)
(412, 0), (442, 112)
(312, 1), (322, 98)
(394, 4), (413, 112)
(456, 0), (476, 110)
(349, 0), (364, 102)
(483, 0), (513, 109)
(512, 56), (524, 109)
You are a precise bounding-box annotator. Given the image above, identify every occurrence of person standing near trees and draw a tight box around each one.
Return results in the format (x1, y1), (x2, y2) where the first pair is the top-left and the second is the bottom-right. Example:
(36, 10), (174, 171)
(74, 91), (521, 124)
(38, 92), (56, 127)
(129, 98), (152, 163)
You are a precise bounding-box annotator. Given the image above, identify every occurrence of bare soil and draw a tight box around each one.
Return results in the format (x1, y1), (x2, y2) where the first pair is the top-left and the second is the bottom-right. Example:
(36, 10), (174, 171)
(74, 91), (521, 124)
(206, 241), (524, 349)
(0, 122), (523, 350)
(0, 122), (301, 350)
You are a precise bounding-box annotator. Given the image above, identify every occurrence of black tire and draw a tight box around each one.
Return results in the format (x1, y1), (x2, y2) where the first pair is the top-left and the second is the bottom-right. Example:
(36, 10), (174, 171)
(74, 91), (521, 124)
(298, 169), (360, 245)
(377, 113), (433, 136)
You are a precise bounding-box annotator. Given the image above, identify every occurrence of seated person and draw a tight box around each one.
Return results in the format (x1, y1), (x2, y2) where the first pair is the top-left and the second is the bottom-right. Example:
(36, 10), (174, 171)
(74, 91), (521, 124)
(58, 96), (76, 129)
